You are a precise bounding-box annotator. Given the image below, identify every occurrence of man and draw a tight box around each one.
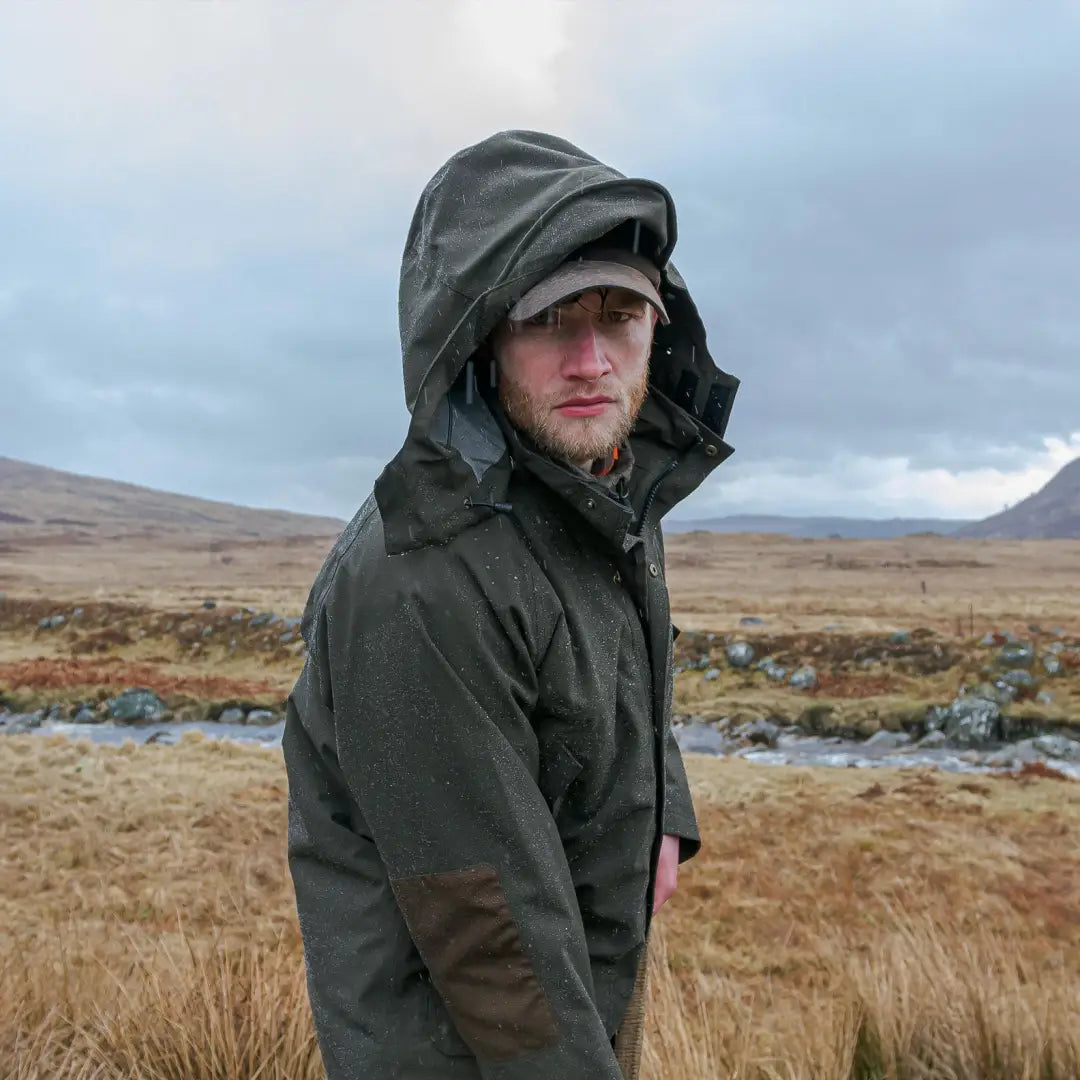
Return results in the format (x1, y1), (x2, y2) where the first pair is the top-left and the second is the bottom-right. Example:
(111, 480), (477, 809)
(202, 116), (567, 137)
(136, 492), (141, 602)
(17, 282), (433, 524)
(283, 130), (738, 1080)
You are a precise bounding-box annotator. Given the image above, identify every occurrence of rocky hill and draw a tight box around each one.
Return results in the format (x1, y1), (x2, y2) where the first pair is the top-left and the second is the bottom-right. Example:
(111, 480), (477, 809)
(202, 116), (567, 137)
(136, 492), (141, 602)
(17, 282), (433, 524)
(0, 456), (345, 540)
(956, 457), (1080, 539)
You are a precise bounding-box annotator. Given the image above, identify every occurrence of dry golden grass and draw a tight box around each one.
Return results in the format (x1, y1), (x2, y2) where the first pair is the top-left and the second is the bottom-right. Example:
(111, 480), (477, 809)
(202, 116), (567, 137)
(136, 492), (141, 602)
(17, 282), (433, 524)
(4, 735), (1078, 1078)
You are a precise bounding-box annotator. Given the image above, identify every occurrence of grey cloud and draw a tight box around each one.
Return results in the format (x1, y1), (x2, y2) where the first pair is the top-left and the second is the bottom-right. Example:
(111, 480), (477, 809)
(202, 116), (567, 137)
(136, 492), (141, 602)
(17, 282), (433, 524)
(1, 2), (1078, 521)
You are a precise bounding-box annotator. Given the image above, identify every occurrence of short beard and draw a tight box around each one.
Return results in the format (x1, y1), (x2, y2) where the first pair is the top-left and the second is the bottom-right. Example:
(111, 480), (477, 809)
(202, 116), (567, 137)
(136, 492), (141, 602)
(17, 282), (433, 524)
(498, 363), (650, 468)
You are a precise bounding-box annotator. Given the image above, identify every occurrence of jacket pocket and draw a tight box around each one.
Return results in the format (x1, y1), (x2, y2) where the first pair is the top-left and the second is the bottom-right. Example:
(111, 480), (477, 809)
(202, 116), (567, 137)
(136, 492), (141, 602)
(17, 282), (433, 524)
(537, 736), (584, 820)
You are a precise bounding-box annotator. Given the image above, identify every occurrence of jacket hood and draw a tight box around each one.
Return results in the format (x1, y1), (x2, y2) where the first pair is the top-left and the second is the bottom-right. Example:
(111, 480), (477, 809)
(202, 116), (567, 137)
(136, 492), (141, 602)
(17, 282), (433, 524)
(375, 129), (739, 553)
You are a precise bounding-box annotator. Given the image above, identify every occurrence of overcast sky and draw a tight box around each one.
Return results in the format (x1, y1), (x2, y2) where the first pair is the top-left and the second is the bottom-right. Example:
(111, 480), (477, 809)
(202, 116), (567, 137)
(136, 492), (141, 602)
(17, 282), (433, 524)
(2, 1), (1078, 523)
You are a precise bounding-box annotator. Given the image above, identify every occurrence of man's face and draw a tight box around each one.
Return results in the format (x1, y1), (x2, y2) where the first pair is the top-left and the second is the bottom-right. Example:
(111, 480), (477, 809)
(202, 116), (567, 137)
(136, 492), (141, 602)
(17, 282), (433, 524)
(491, 287), (656, 468)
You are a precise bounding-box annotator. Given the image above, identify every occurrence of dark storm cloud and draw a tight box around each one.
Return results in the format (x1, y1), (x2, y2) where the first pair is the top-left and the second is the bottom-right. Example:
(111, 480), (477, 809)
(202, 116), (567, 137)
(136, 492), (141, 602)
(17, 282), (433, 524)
(1, 2), (1077, 520)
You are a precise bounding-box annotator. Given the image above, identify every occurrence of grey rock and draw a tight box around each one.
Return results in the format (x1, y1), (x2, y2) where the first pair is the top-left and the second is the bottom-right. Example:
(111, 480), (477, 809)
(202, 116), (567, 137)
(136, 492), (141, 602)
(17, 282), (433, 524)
(38, 614), (66, 630)
(789, 666), (818, 690)
(1046, 641), (1065, 655)
(944, 696), (1002, 747)
(1, 711), (44, 734)
(231, 613), (245, 623)
(888, 631), (911, 644)
(924, 705), (949, 733)
(739, 616), (765, 627)
(280, 631), (294, 644)
(675, 721), (729, 755)
(71, 607), (84, 620)
(725, 641), (755, 669)
(997, 643), (1035, 669)
(245, 708), (278, 726)
(291, 641), (306, 656)
(201, 625), (214, 637)
(267, 613), (283, 626)
(1030, 734), (1080, 761)
(218, 707), (247, 724)
(1001, 669), (1036, 690)
(250, 613), (270, 627)
(110, 688), (167, 723)
(734, 718), (782, 748)
(1042, 655), (1063, 676)
(918, 729), (949, 749)
(1036, 691), (1055, 705)
(202, 599), (217, 609)
(703, 668), (722, 682)
(72, 707), (97, 723)
(756, 657), (787, 682)
(45, 704), (63, 721)
(283, 616), (302, 630)
(863, 730), (912, 750)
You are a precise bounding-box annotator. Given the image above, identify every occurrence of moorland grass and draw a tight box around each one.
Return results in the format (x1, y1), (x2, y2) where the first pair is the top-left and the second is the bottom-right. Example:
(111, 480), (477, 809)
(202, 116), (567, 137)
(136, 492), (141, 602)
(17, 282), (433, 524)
(3, 734), (1078, 1078)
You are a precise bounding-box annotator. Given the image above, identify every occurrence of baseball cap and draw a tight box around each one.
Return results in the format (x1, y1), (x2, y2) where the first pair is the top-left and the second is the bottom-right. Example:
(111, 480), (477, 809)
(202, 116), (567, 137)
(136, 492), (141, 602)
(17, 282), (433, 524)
(507, 244), (669, 325)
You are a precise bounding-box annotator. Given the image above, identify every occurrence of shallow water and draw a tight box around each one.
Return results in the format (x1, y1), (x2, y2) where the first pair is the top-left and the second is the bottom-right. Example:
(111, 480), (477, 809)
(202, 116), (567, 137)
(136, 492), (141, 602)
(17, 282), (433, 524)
(15, 718), (1080, 780)
(30, 718), (287, 748)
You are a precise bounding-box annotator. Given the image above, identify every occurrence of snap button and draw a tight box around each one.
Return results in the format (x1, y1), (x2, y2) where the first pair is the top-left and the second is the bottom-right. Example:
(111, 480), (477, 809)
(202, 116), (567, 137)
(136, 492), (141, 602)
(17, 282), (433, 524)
(585, 498), (596, 510)
(613, 571), (621, 584)
(704, 444), (718, 457)
(648, 563), (660, 577)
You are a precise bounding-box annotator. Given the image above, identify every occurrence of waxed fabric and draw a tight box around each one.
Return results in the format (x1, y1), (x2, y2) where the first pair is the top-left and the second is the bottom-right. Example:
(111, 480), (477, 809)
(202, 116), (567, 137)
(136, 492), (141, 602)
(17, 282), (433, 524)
(284, 130), (739, 1080)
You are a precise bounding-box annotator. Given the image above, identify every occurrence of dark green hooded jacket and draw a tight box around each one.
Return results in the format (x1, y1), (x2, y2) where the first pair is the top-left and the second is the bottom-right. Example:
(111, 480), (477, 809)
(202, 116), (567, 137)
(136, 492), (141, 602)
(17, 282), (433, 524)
(283, 130), (738, 1079)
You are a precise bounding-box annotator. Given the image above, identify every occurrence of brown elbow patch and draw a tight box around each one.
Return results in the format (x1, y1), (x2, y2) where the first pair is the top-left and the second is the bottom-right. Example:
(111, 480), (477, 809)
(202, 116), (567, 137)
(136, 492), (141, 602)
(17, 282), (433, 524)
(391, 864), (559, 1061)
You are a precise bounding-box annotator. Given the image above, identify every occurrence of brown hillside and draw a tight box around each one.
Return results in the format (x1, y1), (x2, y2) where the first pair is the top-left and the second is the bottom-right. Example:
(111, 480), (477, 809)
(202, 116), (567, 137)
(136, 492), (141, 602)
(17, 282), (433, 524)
(957, 456), (1080, 539)
(0, 456), (345, 542)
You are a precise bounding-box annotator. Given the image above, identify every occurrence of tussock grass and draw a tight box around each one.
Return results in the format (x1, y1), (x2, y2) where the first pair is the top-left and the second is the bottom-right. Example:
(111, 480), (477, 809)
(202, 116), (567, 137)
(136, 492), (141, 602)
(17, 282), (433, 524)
(3, 737), (1078, 1078)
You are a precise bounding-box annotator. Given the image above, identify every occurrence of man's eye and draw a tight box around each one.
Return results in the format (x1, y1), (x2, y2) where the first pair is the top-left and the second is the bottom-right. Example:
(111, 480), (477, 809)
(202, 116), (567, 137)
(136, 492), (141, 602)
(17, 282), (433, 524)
(524, 308), (563, 328)
(603, 309), (637, 324)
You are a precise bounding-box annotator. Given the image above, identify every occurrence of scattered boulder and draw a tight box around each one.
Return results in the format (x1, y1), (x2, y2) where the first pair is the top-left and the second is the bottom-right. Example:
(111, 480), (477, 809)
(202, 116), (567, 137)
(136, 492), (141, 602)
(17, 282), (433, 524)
(1036, 690), (1055, 705)
(725, 642), (755, 669)
(1042, 655), (1063, 676)
(283, 616), (302, 630)
(888, 631), (911, 644)
(218, 707), (247, 725)
(202, 599), (217, 609)
(1000, 669), (1036, 691)
(734, 718), (782, 748)
(71, 607), (84, 621)
(943, 695), (1001, 747)
(789, 666), (818, 691)
(250, 613), (271, 627)
(703, 668), (721, 682)
(918, 730), (949, 749)
(739, 616), (765, 627)
(1, 711), (44, 734)
(201, 625), (214, 637)
(997, 643), (1035, 670)
(863, 730), (911, 751)
(72, 707), (97, 723)
(245, 708), (278, 726)
(38, 614), (66, 630)
(109, 688), (167, 723)
(280, 631), (294, 644)
(675, 720), (729, 754)
(1030, 734), (1080, 762)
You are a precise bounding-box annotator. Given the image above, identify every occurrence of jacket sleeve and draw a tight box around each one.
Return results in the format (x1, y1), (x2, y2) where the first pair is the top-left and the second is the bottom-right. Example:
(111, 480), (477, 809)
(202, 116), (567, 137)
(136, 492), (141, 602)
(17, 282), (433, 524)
(662, 722), (701, 862)
(319, 548), (625, 1078)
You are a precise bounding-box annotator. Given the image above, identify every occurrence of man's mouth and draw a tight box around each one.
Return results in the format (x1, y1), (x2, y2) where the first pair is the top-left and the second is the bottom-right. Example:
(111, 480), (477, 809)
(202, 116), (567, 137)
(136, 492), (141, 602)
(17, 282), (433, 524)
(555, 396), (615, 418)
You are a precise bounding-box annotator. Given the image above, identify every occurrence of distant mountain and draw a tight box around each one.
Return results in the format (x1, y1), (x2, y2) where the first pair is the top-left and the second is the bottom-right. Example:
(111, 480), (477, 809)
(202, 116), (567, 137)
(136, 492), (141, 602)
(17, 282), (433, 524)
(664, 514), (974, 539)
(0, 456), (345, 540)
(954, 457), (1080, 539)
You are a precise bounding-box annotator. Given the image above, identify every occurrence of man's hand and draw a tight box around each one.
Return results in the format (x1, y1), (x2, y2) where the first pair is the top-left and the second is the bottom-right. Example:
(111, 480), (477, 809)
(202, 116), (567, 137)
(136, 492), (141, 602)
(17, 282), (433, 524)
(652, 833), (680, 914)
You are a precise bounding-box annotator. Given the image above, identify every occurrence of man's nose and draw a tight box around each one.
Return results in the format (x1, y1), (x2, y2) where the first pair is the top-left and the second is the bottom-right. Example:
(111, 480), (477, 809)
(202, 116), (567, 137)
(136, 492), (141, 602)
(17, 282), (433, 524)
(561, 324), (612, 380)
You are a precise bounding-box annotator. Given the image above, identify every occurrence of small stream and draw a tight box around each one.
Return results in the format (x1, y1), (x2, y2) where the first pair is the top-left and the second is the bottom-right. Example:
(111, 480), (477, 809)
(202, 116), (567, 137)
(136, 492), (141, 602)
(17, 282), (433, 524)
(15, 716), (1080, 780)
